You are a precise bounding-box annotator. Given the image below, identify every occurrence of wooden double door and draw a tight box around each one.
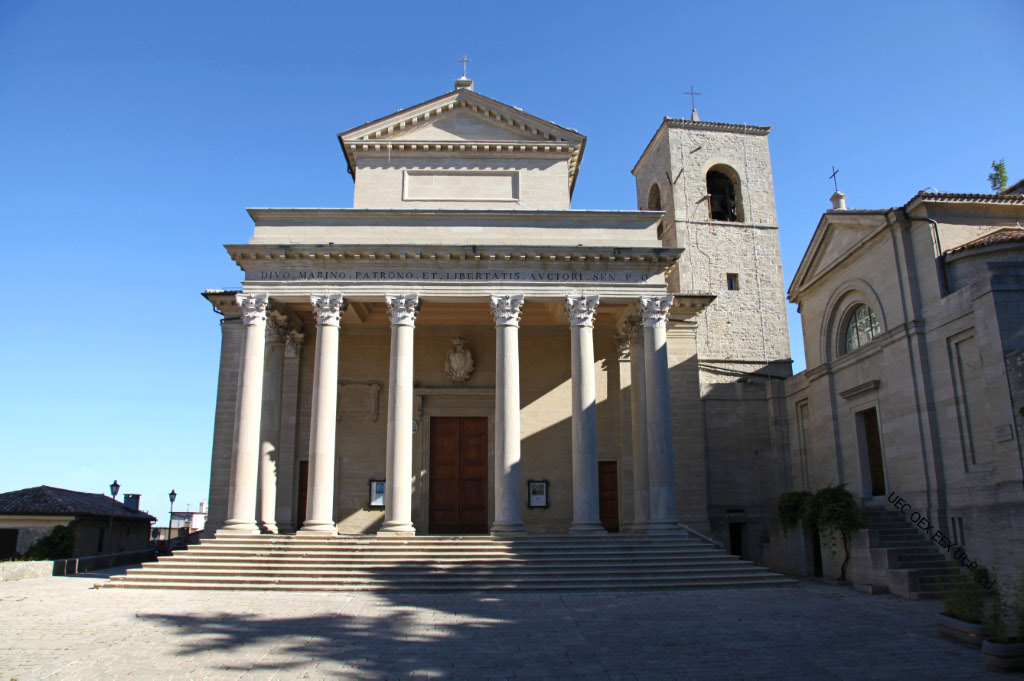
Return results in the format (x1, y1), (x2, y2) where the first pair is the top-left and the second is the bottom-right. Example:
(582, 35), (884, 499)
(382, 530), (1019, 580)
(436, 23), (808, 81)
(429, 416), (488, 534)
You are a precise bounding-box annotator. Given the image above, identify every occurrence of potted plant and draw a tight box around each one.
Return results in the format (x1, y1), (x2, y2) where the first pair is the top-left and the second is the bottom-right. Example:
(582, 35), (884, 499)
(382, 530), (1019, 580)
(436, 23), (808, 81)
(983, 569), (1024, 671)
(804, 484), (861, 582)
(776, 485), (860, 582)
(936, 569), (989, 648)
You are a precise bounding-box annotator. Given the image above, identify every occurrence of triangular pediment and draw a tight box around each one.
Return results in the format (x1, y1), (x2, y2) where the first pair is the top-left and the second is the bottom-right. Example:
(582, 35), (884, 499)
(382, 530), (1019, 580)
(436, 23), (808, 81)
(790, 212), (888, 301)
(339, 88), (587, 194)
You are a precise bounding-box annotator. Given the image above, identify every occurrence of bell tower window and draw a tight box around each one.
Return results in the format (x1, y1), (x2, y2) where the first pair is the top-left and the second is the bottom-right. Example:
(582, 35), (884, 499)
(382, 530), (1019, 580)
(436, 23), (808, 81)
(648, 183), (662, 211)
(706, 166), (741, 222)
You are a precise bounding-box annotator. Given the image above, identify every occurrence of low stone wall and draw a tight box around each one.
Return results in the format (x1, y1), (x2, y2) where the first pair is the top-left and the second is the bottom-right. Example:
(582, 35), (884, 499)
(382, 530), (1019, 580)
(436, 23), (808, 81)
(54, 548), (158, 575)
(0, 560), (54, 582)
(0, 548), (157, 583)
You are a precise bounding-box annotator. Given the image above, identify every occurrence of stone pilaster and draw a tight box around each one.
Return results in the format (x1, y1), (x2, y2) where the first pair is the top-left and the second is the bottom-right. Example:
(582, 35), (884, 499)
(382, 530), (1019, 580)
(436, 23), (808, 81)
(300, 294), (345, 535)
(625, 318), (651, 531)
(640, 295), (683, 532)
(220, 293), (269, 535)
(275, 330), (303, 533)
(379, 293), (419, 536)
(565, 294), (606, 534)
(490, 294), (526, 536)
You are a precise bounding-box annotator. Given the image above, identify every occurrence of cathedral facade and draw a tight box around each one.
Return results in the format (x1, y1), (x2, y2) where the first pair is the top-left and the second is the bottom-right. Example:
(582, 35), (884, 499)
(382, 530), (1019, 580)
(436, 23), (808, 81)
(203, 77), (787, 546)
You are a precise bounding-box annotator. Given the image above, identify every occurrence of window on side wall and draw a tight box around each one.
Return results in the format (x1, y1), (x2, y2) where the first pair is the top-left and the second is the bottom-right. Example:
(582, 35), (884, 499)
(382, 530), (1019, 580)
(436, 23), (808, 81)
(844, 304), (881, 353)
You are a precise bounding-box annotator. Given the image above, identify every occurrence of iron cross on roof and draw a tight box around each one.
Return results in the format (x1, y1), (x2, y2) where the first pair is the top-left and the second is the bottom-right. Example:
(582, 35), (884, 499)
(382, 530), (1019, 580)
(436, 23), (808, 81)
(684, 85), (701, 111)
(830, 166), (840, 192)
(458, 55), (471, 79)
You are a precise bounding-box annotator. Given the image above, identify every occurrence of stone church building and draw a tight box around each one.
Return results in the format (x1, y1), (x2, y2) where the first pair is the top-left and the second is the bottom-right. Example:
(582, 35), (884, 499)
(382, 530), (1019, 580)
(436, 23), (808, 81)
(203, 75), (1023, 589)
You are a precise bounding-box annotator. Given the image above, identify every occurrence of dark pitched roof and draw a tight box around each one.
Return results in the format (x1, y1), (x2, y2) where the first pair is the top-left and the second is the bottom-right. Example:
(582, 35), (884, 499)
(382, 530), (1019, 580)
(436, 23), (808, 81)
(944, 227), (1024, 255)
(0, 486), (155, 521)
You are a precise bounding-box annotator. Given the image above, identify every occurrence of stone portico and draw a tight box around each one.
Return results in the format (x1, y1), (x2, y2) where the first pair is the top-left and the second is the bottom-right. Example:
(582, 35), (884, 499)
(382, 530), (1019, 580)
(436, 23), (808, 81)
(203, 80), (714, 537)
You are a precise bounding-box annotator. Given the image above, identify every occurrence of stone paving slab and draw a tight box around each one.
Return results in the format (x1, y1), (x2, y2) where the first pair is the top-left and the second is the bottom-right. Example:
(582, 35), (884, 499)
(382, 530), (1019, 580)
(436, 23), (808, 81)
(0, 566), (1003, 680)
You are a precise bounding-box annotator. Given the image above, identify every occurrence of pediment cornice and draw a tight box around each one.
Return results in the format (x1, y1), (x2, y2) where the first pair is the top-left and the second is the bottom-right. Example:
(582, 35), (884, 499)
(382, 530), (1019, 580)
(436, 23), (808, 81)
(338, 89), (587, 194)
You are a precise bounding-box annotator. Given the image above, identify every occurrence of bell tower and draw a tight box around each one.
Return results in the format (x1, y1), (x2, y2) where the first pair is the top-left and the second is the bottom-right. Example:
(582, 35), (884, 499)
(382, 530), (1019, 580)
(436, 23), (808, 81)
(632, 113), (790, 376)
(632, 107), (792, 556)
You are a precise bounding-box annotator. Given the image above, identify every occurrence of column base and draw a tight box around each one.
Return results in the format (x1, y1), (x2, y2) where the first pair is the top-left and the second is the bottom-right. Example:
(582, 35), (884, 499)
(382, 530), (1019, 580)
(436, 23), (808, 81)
(217, 520), (260, 535)
(568, 522), (607, 535)
(258, 521), (279, 534)
(377, 529), (416, 537)
(490, 523), (526, 537)
(298, 520), (336, 535)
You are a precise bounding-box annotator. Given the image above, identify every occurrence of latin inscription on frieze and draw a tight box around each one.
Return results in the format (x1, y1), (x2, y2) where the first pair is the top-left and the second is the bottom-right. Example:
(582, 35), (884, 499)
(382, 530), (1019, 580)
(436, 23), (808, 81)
(251, 268), (650, 284)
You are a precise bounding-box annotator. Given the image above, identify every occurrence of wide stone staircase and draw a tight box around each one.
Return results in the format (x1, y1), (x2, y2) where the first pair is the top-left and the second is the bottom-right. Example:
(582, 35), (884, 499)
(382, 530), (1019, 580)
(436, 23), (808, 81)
(105, 533), (796, 592)
(854, 508), (963, 599)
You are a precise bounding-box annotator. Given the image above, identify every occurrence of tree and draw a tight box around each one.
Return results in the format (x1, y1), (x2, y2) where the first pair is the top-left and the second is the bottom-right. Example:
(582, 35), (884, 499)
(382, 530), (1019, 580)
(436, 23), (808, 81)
(989, 159), (1008, 192)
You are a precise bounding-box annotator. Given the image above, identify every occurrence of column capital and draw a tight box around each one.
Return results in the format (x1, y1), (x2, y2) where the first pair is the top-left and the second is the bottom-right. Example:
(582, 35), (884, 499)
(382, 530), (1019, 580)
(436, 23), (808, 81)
(311, 294), (346, 327)
(285, 330), (305, 358)
(565, 294), (600, 328)
(614, 332), (632, 360)
(265, 310), (289, 344)
(640, 295), (674, 328)
(490, 294), (525, 327)
(385, 293), (420, 327)
(236, 293), (269, 326)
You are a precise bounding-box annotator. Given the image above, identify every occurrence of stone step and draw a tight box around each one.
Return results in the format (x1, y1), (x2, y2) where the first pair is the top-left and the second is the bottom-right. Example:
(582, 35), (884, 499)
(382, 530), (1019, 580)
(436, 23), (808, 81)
(107, 576), (797, 592)
(152, 555), (737, 568)
(108, 533), (793, 593)
(120, 564), (770, 580)
(176, 547), (721, 560)
(109, 571), (795, 587)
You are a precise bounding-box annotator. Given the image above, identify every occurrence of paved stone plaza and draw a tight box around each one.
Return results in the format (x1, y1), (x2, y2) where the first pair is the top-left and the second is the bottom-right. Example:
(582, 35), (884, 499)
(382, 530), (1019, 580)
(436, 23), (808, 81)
(0, 567), (1004, 680)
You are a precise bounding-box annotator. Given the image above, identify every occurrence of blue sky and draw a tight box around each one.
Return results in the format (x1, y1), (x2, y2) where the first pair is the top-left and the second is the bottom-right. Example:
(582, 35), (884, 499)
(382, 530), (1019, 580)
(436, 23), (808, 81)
(2, 1), (1022, 519)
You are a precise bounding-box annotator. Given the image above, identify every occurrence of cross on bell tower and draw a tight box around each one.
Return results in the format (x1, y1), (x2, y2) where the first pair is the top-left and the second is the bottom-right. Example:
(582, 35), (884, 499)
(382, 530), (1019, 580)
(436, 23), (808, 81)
(684, 85), (701, 121)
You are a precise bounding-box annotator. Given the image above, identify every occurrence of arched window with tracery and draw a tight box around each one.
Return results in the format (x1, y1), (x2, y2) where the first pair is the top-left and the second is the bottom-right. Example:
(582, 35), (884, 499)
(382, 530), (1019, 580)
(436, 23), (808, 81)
(706, 165), (741, 222)
(844, 304), (881, 353)
(648, 183), (662, 211)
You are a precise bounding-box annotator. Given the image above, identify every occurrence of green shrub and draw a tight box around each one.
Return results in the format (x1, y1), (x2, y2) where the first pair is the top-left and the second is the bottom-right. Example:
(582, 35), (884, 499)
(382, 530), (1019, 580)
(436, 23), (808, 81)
(941, 571), (987, 624)
(23, 522), (75, 561)
(777, 491), (812, 530)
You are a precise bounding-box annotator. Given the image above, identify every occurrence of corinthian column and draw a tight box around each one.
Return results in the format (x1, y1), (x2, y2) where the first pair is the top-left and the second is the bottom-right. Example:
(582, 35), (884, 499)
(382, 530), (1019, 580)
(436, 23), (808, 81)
(490, 294), (526, 536)
(626, 319), (651, 531)
(300, 294), (345, 535)
(256, 311), (288, 534)
(641, 295), (682, 532)
(378, 293), (419, 536)
(220, 293), (269, 535)
(565, 294), (606, 535)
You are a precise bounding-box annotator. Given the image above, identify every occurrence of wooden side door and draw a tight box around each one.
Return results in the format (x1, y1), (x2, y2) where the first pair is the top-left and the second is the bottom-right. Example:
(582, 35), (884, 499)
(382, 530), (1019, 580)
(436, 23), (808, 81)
(598, 461), (619, 532)
(429, 416), (488, 533)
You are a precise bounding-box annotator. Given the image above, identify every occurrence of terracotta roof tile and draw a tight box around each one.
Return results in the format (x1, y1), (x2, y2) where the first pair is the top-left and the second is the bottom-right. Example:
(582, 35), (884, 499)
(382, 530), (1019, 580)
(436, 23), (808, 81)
(944, 227), (1024, 255)
(0, 485), (155, 521)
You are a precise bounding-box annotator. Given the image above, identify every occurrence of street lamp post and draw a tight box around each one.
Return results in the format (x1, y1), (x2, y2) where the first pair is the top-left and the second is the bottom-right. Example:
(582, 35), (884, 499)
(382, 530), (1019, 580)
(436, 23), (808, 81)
(107, 480), (120, 556)
(167, 490), (177, 554)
